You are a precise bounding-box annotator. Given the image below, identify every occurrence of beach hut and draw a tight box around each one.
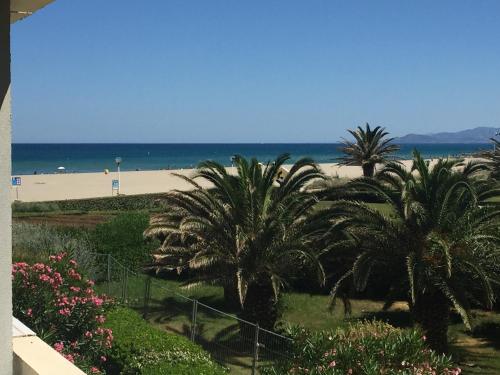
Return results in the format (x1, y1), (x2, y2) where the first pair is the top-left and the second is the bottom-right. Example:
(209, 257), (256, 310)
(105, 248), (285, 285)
(1, 1), (59, 373)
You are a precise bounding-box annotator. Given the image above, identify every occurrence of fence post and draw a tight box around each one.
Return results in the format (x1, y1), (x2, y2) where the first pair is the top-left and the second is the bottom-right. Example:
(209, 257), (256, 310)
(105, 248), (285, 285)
(121, 266), (127, 301)
(190, 300), (198, 342)
(106, 254), (111, 295)
(123, 268), (128, 302)
(143, 276), (151, 319)
(252, 324), (260, 375)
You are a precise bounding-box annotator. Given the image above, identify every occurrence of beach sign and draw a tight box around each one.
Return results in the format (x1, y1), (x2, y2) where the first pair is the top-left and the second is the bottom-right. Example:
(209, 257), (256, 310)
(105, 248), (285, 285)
(12, 177), (21, 200)
(112, 179), (120, 190)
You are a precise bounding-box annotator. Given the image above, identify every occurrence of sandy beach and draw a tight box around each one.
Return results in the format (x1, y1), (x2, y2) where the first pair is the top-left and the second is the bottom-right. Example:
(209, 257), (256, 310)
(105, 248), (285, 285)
(15, 158), (475, 202)
(11, 162), (409, 203)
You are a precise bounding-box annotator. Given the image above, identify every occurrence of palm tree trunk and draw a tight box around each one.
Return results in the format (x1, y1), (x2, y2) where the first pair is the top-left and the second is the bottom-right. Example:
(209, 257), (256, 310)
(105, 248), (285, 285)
(239, 279), (279, 330)
(362, 163), (375, 177)
(413, 291), (450, 353)
(223, 283), (241, 311)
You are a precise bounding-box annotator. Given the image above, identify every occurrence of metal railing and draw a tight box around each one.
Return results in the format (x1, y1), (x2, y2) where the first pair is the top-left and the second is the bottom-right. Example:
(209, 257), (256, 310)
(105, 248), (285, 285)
(83, 253), (292, 374)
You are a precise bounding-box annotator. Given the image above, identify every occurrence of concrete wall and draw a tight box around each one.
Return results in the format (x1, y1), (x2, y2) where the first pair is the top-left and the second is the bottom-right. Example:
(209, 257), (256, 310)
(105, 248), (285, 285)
(13, 336), (85, 375)
(0, 0), (13, 374)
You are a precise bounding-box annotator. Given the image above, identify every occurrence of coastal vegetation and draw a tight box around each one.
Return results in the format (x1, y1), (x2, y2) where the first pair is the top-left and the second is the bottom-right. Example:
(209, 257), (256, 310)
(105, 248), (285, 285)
(476, 138), (500, 180)
(338, 123), (400, 177)
(12, 193), (166, 213)
(263, 321), (460, 375)
(104, 307), (226, 375)
(12, 253), (113, 373)
(92, 212), (159, 271)
(318, 151), (500, 353)
(145, 154), (325, 329)
(11, 127), (500, 374)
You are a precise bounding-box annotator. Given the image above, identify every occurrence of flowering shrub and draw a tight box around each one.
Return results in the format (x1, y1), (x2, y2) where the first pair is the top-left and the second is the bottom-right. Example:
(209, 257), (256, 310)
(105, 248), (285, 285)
(262, 321), (461, 375)
(12, 253), (112, 374)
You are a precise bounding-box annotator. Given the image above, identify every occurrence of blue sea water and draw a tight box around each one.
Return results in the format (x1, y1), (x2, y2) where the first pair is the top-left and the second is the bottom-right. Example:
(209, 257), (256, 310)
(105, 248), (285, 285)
(11, 143), (492, 175)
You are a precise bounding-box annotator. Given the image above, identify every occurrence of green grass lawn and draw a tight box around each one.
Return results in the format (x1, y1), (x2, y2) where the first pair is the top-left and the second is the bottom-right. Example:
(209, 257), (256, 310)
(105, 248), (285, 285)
(97, 275), (500, 375)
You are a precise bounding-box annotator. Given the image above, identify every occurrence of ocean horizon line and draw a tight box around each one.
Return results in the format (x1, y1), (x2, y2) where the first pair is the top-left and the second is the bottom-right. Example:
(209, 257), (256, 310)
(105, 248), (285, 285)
(12, 143), (490, 176)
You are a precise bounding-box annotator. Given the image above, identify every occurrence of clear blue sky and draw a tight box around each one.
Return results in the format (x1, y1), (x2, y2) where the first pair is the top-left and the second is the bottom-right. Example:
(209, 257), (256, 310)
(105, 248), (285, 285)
(11, 0), (500, 143)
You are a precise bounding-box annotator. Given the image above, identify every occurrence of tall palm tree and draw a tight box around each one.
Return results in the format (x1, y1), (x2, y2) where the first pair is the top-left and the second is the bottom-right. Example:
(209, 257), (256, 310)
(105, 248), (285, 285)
(145, 154), (325, 329)
(338, 123), (400, 177)
(316, 151), (500, 353)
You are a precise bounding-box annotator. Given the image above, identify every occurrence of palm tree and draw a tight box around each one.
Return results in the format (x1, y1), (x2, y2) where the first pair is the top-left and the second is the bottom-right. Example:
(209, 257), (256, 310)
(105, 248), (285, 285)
(338, 123), (400, 177)
(317, 151), (500, 353)
(145, 154), (325, 329)
(476, 138), (500, 180)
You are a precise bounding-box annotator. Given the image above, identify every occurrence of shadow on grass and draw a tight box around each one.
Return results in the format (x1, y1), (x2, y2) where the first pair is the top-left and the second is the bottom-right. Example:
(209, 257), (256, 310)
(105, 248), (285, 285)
(132, 296), (271, 373)
(471, 321), (500, 350)
(450, 341), (500, 375)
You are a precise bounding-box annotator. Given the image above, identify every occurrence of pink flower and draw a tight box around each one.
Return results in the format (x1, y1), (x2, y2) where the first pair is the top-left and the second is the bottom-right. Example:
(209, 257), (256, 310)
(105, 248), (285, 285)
(33, 263), (45, 271)
(328, 361), (336, 368)
(39, 274), (51, 282)
(100, 356), (107, 362)
(91, 297), (104, 307)
(95, 315), (105, 324)
(26, 308), (32, 317)
(58, 308), (71, 316)
(68, 268), (82, 281)
(90, 367), (100, 373)
(53, 342), (64, 353)
(69, 286), (81, 293)
(63, 353), (74, 363)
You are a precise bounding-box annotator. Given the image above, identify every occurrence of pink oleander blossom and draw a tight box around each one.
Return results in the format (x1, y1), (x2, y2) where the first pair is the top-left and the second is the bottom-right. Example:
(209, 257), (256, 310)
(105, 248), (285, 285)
(12, 252), (113, 372)
(54, 342), (64, 353)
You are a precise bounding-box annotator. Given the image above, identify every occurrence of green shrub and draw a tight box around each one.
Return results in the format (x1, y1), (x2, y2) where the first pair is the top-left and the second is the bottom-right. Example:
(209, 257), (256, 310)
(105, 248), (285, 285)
(104, 307), (226, 375)
(40, 194), (164, 212)
(91, 212), (158, 270)
(12, 201), (61, 212)
(262, 321), (461, 375)
(12, 193), (165, 213)
(12, 222), (96, 265)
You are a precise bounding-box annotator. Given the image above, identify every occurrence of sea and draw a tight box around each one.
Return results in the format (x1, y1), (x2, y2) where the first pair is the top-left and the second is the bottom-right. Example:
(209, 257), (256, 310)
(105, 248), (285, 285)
(11, 143), (492, 175)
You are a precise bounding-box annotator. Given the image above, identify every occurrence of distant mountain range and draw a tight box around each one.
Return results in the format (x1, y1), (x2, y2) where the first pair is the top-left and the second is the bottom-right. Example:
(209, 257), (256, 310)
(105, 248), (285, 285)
(395, 127), (499, 144)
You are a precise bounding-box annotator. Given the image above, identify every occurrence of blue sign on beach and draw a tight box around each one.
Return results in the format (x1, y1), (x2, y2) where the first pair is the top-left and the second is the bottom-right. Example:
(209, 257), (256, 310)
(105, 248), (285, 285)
(112, 179), (119, 190)
(12, 177), (21, 186)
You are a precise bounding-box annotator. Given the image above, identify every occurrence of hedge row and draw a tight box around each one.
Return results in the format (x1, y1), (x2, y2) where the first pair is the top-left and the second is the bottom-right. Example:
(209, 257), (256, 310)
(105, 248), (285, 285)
(104, 307), (226, 375)
(13, 193), (167, 212)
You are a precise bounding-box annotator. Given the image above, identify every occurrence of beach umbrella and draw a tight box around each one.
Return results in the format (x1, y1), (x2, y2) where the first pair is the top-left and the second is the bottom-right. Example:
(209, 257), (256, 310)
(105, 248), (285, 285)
(57, 166), (65, 172)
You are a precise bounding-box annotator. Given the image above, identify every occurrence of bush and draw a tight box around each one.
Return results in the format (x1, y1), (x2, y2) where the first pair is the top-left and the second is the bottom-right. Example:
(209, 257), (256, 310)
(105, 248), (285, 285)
(12, 222), (95, 265)
(12, 253), (113, 373)
(12, 193), (166, 212)
(104, 307), (226, 375)
(12, 201), (61, 212)
(262, 321), (461, 375)
(91, 212), (158, 270)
